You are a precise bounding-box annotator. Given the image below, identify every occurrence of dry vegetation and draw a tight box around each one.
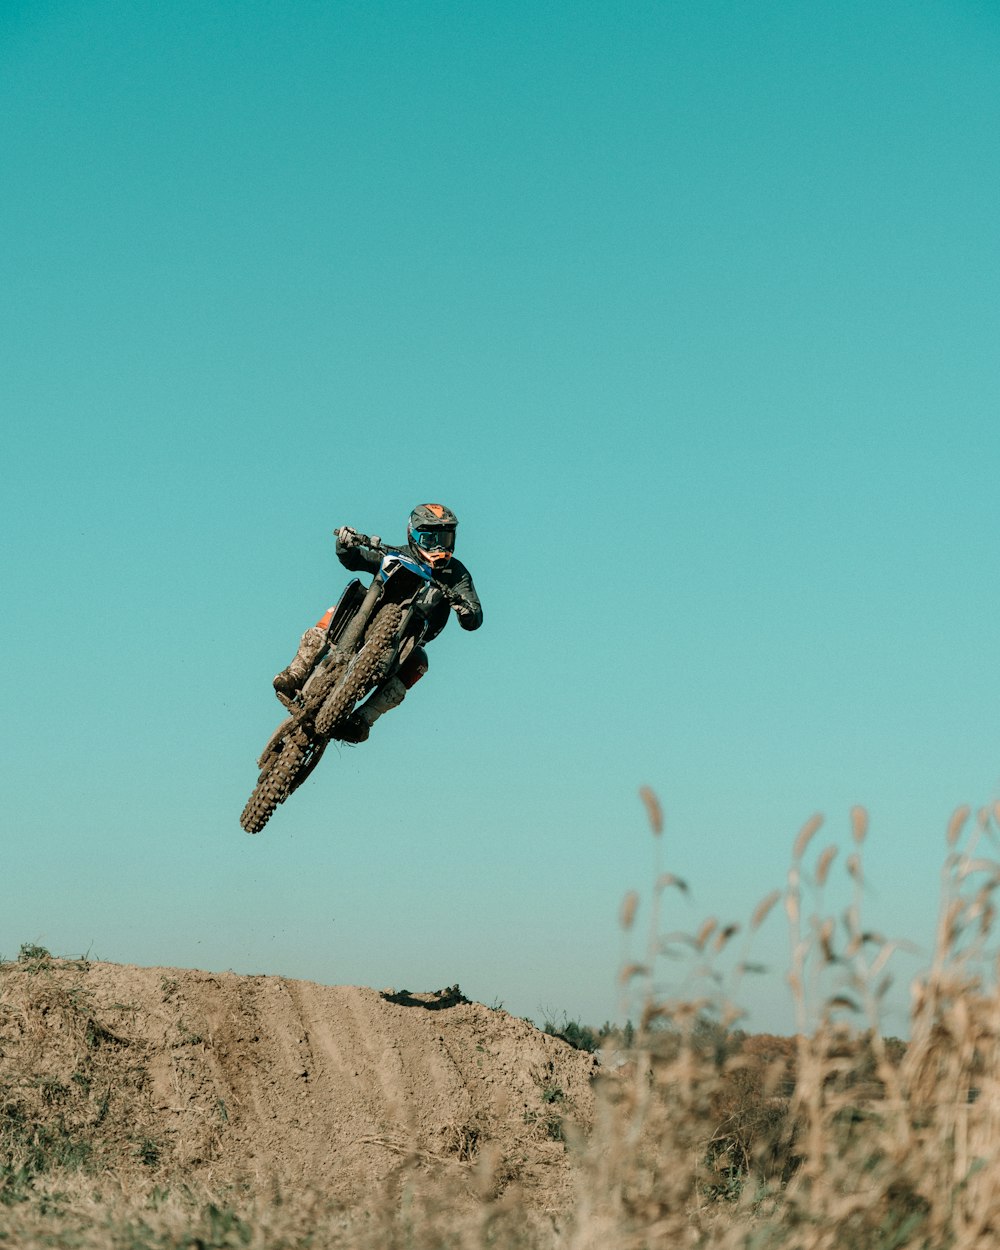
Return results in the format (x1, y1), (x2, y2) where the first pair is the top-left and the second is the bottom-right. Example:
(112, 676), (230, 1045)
(4, 794), (1000, 1248)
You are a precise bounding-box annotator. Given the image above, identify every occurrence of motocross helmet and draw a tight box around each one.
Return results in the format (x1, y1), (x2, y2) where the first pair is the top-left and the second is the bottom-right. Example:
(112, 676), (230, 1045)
(408, 503), (457, 570)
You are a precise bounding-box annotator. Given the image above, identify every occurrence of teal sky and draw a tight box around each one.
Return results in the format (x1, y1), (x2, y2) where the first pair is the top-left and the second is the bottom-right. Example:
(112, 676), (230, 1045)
(2, 1), (999, 1034)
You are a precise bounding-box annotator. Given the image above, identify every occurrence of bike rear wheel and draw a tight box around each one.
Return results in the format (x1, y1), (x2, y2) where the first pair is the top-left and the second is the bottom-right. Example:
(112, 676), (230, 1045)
(240, 738), (308, 834)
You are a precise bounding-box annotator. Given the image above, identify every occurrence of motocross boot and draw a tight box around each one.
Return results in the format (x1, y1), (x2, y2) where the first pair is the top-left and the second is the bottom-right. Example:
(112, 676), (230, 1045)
(273, 626), (327, 698)
(334, 676), (408, 743)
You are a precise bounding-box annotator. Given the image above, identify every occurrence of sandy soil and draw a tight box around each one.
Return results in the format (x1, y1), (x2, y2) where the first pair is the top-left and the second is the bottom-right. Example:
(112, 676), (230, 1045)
(0, 958), (599, 1213)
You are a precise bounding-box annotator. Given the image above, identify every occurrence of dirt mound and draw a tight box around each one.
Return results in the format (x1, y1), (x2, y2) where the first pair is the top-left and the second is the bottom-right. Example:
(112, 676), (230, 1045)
(0, 955), (598, 1212)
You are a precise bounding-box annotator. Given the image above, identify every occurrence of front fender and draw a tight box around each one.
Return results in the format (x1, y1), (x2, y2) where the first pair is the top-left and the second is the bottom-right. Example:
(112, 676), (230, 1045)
(326, 579), (366, 644)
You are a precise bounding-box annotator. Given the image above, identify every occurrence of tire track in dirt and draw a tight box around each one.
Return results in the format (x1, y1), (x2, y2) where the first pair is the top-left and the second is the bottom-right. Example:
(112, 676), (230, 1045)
(0, 961), (598, 1210)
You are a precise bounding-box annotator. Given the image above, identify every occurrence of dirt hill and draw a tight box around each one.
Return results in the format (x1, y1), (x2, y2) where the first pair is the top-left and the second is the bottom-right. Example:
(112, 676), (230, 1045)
(0, 955), (599, 1214)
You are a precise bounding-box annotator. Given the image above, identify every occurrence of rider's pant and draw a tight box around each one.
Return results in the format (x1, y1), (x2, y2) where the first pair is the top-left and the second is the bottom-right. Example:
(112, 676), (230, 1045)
(354, 645), (428, 729)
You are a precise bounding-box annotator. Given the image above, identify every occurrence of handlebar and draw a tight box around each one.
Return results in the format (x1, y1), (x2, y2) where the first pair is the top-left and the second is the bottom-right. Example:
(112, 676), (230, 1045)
(333, 526), (468, 619)
(333, 527), (461, 608)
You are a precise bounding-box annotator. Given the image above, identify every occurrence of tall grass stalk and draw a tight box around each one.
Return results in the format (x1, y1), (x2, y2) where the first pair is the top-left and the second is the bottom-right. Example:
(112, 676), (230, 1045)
(565, 796), (1000, 1250)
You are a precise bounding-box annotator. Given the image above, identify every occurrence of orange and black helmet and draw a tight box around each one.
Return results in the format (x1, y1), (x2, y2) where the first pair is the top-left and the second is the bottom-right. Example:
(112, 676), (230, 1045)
(408, 503), (458, 569)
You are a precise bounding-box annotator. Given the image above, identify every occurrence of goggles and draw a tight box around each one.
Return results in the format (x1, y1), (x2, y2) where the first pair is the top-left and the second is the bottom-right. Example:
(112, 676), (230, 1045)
(411, 528), (454, 552)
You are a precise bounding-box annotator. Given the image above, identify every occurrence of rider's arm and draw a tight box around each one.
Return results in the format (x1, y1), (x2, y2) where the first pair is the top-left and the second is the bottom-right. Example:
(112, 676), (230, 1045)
(335, 529), (383, 574)
(445, 561), (483, 631)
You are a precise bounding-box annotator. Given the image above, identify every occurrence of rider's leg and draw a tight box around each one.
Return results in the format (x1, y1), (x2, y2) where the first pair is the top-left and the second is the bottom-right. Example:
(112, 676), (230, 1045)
(272, 607), (335, 697)
(335, 647), (428, 743)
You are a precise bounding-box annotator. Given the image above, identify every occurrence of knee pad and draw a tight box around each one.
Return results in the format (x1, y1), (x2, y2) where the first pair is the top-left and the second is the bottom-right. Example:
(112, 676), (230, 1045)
(399, 646), (429, 690)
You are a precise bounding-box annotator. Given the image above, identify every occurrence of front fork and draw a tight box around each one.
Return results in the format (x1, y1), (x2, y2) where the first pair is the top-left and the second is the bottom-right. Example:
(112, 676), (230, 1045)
(335, 576), (385, 655)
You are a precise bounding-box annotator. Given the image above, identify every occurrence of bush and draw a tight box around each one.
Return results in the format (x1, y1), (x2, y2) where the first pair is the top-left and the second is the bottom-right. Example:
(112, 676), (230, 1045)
(542, 1016), (601, 1053)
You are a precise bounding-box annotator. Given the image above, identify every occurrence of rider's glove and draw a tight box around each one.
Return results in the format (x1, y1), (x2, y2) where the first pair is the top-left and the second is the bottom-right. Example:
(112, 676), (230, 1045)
(338, 526), (359, 549)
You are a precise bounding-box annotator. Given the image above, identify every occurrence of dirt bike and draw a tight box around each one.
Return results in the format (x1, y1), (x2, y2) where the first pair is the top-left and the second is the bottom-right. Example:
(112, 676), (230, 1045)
(240, 529), (454, 834)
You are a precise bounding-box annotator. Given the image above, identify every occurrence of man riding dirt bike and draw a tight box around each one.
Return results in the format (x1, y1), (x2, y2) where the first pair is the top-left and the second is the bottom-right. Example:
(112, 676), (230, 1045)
(240, 504), (483, 834)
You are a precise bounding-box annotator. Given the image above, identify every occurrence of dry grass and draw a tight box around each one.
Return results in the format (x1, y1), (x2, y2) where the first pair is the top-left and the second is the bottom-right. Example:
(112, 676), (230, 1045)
(570, 798), (1000, 1250)
(5, 795), (1000, 1247)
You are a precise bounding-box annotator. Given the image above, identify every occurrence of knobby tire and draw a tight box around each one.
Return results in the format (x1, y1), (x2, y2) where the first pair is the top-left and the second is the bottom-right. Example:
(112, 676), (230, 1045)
(314, 603), (403, 737)
(301, 654), (346, 708)
(240, 738), (307, 834)
(241, 602), (402, 832)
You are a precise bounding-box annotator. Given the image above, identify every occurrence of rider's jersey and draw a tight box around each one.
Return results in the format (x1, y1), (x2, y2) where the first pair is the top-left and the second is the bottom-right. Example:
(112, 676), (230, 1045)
(335, 534), (483, 642)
